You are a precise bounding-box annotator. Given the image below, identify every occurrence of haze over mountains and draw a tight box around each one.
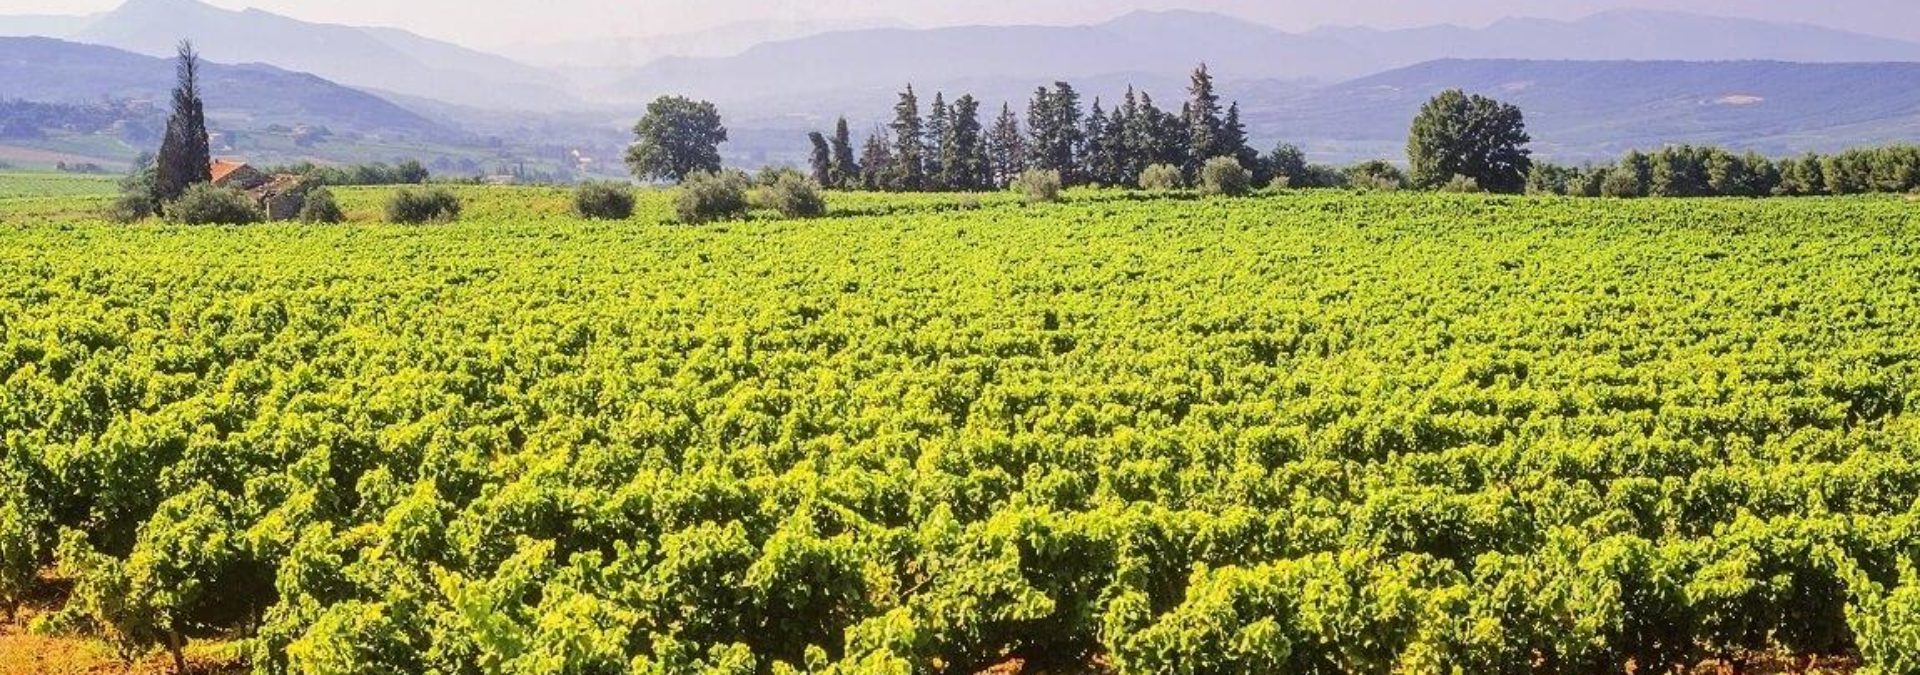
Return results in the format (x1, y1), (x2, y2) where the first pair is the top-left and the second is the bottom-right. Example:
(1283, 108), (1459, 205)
(3, 0), (1920, 170)
(3, 0), (574, 111)
(618, 9), (1920, 104)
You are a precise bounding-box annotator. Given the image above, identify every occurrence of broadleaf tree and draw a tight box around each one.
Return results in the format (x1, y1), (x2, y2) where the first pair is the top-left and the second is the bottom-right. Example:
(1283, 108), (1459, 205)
(626, 96), (729, 183)
(1406, 89), (1532, 193)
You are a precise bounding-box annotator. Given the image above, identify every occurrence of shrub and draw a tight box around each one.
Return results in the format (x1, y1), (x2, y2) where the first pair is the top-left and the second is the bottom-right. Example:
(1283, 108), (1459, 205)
(573, 182), (636, 220)
(167, 184), (262, 225)
(300, 188), (345, 224)
(1138, 164), (1184, 192)
(1601, 169), (1645, 198)
(1012, 169), (1062, 203)
(1440, 174), (1484, 193)
(1346, 160), (1407, 192)
(1198, 157), (1253, 197)
(385, 188), (462, 224)
(674, 170), (751, 223)
(105, 191), (154, 224)
(757, 173), (826, 219)
(755, 166), (807, 188)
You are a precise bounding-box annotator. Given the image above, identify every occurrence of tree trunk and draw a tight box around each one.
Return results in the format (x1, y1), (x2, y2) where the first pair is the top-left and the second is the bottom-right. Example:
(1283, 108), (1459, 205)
(165, 628), (187, 674)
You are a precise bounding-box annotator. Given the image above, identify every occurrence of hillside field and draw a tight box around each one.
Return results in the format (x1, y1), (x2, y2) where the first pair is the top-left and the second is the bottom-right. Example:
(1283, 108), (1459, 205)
(0, 189), (1917, 673)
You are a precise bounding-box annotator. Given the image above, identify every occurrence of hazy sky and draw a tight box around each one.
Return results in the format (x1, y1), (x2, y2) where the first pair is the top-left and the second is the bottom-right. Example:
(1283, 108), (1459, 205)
(6, 0), (1919, 47)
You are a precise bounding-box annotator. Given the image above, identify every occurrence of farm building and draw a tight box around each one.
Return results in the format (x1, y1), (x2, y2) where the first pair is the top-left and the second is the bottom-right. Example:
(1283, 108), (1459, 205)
(209, 159), (308, 220)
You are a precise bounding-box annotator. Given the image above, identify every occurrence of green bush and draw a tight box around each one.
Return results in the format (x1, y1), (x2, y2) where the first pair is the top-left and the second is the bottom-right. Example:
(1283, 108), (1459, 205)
(1138, 164), (1184, 192)
(1198, 157), (1252, 197)
(756, 173), (826, 219)
(300, 188), (345, 224)
(104, 191), (154, 224)
(386, 188), (462, 224)
(167, 184), (261, 225)
(573, 182), (636, 220)
(1012, 169), (1062, 203)
(674, 170), (752, 223)
(1440, 174), (1484, 194)
(754, 166), (807, 188)
(1346, 161), (1407, 192)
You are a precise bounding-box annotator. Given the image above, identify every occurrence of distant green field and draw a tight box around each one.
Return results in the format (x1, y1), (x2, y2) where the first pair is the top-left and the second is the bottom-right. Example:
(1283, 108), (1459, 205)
(0, 171), (120, 201)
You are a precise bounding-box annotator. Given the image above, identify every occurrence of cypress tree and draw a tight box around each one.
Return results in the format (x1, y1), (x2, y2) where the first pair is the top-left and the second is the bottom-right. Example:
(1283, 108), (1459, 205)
(807, 131), (833, 186)
(830, 118), (859, 189)
(154, 40), (212, 206)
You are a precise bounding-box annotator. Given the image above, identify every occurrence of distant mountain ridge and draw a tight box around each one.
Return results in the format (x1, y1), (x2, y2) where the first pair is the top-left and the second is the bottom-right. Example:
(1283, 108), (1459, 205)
(0, 37), (453, 140)
(1252, 59), (1920, 163)
(20, 0), (576, 112)
(612, 8), (1920, 104)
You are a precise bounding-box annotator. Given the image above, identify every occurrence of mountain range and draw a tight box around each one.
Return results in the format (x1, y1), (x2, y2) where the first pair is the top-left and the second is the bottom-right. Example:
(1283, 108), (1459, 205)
(0, 37), (450, 140)
(4, 1), (1920, 171)
(1255, 59), (1920, 162)
(1, 0), (575, 111)
(612, 9), (1920, 104)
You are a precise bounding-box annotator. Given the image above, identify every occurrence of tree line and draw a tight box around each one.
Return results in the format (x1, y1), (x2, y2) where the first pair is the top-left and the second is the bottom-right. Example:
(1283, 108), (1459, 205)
(1527, 145), (1920, 198)
(793, 65), (1282, 192)
(620, 64), (1920, 201)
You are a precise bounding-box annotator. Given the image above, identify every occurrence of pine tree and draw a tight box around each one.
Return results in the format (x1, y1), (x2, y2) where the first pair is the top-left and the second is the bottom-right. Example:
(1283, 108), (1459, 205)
(807, 131), (833, 186)
(987, 103), (1026, 189)
(830, 118), (859, 189)
(943, 95), (987, 191)
(1222, 102), (1262, 183)
(1144, 93), (1187, 170)
(1027, 82), (1083, 184)
(154, 40), (212, 206)
(1104, 104), (1129, 186)
(860, 129), (894, 191)
(1082, 99), (1117, 187)
(925, 92), (949, 190)
(888, 86), (925, 190)
(1185, 63), (1224, 174)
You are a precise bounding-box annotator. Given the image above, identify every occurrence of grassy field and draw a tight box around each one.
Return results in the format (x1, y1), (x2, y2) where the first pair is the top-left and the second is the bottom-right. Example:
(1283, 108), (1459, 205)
(0, 172), (121, 201)
(0, 188), (1915, 673)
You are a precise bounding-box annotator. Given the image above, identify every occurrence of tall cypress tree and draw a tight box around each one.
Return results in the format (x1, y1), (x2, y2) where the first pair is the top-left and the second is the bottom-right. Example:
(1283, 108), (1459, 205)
(925, 92), (949, 190)
(154, 40), (211, 205)
(987, 103), (1025, 189)
(1185, 63), (1224, 173)
(888, 86), (924, 190)
(806, 131), (833, 186)
(830, 117), (859, 189)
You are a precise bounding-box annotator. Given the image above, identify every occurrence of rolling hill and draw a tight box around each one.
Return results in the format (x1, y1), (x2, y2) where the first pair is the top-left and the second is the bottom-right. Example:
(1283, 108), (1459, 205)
(610, 9), (1920, 105)
(0, 37), (452, 140)
(63, 0), (575, 111)
(1251, 59), (1920, 163)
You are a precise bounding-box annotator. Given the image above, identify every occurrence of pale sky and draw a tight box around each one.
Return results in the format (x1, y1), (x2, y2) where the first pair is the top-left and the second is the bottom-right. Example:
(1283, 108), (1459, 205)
(6, 0), (1919, 47)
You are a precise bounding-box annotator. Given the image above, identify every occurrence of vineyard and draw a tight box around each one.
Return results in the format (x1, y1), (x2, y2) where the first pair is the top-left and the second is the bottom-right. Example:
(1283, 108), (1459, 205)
(1, 189), (1918, 673)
